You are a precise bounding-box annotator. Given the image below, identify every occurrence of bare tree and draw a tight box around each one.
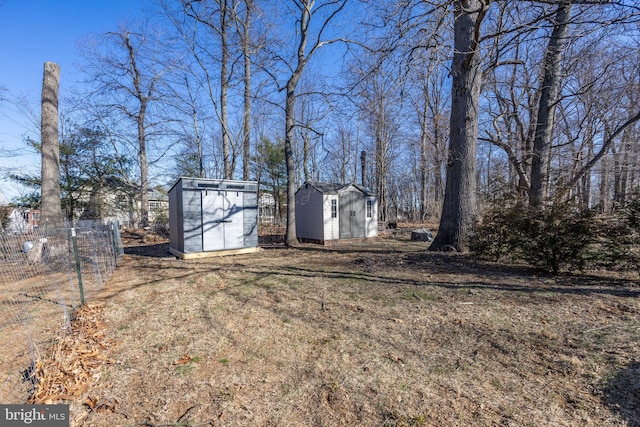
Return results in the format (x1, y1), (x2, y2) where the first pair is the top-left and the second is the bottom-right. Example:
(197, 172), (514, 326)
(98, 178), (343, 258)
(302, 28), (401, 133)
(429, 0), (488, 252)
(477, 1), (640, 210)
(406, 51), (450, 221)
(40, 62), (63, 226)
(236, 0), (255, 180)
(181, 0), (236, 179)
(274, 0), (349, 246)
(325, 119), (359, 184)
(80, 22), (173, 228)
(529, 1), (573, 207)
(358, 69), (403, 223)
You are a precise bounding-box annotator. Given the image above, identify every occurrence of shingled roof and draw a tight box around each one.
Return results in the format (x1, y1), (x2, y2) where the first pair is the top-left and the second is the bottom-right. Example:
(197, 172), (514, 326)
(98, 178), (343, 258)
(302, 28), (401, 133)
(299, 181), (375, 196)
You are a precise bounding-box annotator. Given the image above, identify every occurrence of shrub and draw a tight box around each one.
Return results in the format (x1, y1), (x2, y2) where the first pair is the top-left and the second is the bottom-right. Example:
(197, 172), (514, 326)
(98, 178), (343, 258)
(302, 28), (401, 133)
(472, 201), (597, 274)
(151, 206), (170, 237)
(591, 200), (640, 274)
(516, 204), (596, 274)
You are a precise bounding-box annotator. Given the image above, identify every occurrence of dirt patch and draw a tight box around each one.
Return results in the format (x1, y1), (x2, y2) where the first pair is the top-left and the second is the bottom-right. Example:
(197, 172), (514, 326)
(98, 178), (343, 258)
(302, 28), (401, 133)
(36, 231), (640, 426)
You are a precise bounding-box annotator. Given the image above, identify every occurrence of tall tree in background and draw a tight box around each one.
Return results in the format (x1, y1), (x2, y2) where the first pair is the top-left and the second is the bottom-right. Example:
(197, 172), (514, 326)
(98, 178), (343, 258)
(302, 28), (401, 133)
(252, 136), (287, 220)
(429, 0), (488, 251)
(64, 126), (128, 220)
(278, 0), (348, 246)
(237, 0), (255, 180)
(40, 61), (63, 226)
(358, 68), (401, 223)
(183, 0), (235, 179)
(81, 23), (171, 228)
(120, 29), (153, 227)
(529, 0), (572, 207)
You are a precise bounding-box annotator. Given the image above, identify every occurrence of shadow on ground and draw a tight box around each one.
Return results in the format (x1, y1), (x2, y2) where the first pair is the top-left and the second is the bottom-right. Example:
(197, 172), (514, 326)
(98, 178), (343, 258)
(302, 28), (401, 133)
(124, 242), (172, 258)
(604, 361), (640, 427)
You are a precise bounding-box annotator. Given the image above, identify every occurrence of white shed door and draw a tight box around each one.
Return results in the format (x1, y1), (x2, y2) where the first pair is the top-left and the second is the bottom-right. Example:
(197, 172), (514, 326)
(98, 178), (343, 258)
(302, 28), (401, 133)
(202, 190), (245, 251)
(223, 191), (244, 249)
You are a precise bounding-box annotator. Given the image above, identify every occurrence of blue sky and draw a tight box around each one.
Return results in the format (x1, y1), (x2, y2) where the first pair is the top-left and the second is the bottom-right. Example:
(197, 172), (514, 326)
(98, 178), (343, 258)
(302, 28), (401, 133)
(0, 0), (148, 200)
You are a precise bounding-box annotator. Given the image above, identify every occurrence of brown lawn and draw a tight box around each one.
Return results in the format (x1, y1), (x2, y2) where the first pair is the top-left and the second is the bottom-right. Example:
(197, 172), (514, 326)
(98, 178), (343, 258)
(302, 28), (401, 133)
(34, 231), (640, 426)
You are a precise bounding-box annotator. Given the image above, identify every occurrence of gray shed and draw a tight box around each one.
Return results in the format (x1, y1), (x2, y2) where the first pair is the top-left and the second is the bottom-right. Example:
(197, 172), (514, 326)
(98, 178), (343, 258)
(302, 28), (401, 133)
(169, 177), (259, 258)
(295, 181), (378, 243)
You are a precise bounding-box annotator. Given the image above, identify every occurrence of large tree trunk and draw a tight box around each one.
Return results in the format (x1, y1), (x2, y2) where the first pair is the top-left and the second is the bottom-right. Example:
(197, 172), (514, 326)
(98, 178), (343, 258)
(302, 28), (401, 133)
(40, 62), (63, 227)
(529, 1), (572, 207)
(284, 78), (300, 246)
(429, 0), (486, 252)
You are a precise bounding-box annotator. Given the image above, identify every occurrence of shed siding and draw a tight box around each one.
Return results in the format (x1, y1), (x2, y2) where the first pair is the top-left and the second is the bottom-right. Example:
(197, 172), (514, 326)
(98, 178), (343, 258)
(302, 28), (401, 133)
(296, 187), (325, 240)
(295, 181), (378, 243)
(169, 178), (258, 254)
(243, 191), (259, 247)
(365, 196), (378, 238)
(169, 179), (183, 253)
(323, 196), (339, 240)
(183, 189), (203, 253)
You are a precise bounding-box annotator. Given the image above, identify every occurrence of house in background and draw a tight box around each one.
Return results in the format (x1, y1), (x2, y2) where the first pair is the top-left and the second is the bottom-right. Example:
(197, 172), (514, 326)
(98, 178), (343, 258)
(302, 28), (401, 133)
(147, 188), (169, 225)
(4, 208), (40, 233)
(258, 192), (276, 224)
(101, 187), (169, 228)
(295, 181), (378, 244)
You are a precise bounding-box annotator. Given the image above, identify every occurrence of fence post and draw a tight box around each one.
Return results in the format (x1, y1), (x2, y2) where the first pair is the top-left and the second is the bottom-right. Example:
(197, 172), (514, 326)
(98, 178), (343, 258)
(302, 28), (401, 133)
(110, 221), (118, 267)
(71, 227), (85, 305)
(1, 232), (6, 261)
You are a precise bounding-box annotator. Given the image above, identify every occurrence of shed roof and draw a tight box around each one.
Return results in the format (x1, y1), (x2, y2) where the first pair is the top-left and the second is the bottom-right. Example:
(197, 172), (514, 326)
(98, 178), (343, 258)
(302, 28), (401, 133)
(298, 181), (375, 196)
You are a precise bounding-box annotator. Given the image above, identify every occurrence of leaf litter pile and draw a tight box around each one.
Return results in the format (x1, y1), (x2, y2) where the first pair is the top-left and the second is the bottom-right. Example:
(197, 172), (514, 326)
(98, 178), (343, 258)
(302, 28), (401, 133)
(30, 232), (640, 426)
(27, 302), (116, 407)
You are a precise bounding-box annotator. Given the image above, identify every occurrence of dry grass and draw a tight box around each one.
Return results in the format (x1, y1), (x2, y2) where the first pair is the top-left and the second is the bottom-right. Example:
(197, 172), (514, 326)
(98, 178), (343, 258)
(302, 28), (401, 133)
(38, 232), (640, 426)
(0, 271), (79, 403)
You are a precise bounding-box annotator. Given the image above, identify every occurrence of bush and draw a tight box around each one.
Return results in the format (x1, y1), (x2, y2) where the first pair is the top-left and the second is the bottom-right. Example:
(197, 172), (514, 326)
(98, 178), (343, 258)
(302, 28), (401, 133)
(471, 202), (597, 274)
(590, 200), (640, 274)
(151, 206), (170, 237)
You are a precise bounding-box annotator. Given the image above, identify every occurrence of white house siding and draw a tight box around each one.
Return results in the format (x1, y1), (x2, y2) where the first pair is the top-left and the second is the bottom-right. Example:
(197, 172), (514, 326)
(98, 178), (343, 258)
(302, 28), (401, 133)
(295, 187), (325, 241)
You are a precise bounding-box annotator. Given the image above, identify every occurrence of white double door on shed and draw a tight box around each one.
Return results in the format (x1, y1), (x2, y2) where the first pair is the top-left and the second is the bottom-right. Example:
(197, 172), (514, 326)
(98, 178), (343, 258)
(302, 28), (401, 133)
(339, 191), (365, 239)
(202, 190), (244, 251)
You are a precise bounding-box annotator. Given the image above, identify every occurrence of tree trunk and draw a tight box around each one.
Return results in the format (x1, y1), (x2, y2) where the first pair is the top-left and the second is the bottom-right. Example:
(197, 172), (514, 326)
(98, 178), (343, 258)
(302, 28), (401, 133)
(529, 1), (572, 207)
(598, 142), (609, 213)
(221, 0), (232, 179)
(420, 124), (428, 221)
(429, 0), (486, 252)
(40, 62), (63, 227)
(433, 114), (445, 211)
(241, 0), (253, 181)
(284, 78), (300, 246)
(281, 0), (347, 245)
(138, 112), (149, 228)
(122, 30), (151, 228)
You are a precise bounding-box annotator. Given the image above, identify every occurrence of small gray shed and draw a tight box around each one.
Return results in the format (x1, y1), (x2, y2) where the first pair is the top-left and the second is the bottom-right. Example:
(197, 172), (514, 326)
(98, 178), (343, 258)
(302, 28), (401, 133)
(169, 177), (259, 258)
(295, 181), (378, 244)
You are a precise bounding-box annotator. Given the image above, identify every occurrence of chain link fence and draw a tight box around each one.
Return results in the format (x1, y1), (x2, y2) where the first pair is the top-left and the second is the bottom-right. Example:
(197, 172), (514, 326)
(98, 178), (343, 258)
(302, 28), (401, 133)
(0, 220), (123, 403)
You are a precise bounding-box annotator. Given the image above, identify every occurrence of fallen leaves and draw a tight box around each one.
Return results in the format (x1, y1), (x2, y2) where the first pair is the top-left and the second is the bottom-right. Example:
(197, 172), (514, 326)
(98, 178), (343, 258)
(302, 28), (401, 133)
(172, 354), (193, 365)
(83, 395), (118, 413)
(27, 302), (115, 404)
